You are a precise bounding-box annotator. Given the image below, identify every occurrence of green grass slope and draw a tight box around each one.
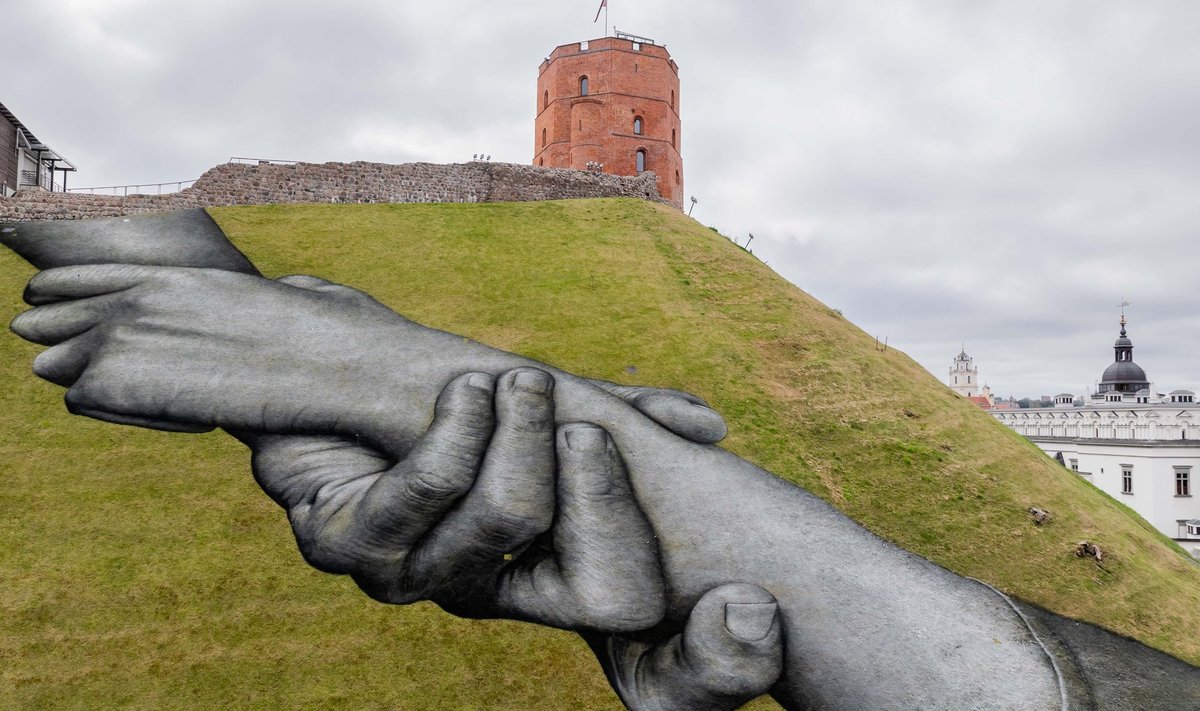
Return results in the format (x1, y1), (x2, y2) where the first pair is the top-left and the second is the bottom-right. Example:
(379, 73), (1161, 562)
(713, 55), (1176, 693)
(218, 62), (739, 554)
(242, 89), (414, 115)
(2, 198), (1198, 709)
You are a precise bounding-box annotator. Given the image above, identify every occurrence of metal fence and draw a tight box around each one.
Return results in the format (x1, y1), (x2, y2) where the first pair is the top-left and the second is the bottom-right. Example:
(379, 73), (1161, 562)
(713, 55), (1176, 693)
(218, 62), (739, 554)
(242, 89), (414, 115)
(67, 179), (198, 196)
(65, 157), (306, 196)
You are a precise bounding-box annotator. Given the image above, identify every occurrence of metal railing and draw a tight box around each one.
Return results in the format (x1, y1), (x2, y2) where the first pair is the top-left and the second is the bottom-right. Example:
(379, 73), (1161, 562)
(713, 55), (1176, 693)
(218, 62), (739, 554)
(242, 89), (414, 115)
(67, 179), (197, 196)
(614, 29), (658, 46)
(65, 157), (302, 196)
(228, 156), (301, 166)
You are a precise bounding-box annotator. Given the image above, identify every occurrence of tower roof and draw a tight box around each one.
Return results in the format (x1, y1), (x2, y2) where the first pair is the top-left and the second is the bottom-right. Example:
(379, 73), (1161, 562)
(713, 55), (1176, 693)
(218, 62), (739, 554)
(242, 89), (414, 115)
(1098, 316), (1149, 391)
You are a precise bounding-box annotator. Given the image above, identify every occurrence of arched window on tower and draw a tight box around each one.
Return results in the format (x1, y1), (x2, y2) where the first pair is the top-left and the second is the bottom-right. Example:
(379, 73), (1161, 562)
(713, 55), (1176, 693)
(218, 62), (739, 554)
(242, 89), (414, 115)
(671, 90), (675, 109)
(671, 128), (676, 148)
(541, 128), (547, 148)
(633, 117), (643, 135)
(543, 90), (549, 110)
(580, 76), (589, 96)
(636, 149), (647, 173)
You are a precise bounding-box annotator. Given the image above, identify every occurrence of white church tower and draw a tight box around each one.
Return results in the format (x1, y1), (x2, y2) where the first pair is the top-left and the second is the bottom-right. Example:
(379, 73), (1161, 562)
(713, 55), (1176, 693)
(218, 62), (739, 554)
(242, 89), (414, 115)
(949, 349), (979, 397)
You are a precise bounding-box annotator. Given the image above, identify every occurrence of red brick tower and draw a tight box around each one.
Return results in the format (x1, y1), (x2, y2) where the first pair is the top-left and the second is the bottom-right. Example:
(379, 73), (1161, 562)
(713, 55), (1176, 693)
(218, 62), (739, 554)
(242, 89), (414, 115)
(534, 33), (683, 208)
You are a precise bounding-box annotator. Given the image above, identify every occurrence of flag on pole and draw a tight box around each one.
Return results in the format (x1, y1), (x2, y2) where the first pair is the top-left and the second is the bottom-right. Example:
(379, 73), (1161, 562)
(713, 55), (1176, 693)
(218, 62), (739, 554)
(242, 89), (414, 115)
(594, 0), (607, 23)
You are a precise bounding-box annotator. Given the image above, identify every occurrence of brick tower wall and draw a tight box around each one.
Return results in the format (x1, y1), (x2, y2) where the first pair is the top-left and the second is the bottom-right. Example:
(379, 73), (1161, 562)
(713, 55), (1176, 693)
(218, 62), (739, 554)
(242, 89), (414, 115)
(534, 37), (683, 209)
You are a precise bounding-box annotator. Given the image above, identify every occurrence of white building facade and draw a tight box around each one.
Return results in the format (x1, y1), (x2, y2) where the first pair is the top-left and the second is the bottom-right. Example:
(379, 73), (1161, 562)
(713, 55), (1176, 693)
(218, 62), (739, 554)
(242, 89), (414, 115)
(949, 349), (979, 397)
(991, 318), (1200, 555)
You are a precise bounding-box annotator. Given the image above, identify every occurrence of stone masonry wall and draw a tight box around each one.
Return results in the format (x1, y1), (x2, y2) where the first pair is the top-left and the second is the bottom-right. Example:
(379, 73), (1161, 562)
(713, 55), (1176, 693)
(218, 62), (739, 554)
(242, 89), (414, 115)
(0, 160), (666, 221)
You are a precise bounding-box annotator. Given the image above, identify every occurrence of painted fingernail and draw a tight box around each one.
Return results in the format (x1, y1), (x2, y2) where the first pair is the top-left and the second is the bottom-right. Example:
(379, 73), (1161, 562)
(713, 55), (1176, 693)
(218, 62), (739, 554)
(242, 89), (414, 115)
(725, 602), (778, 642)
(513, 369), (552, 395)
(467, 372), (493, 390)
(565, 425), (606, 451)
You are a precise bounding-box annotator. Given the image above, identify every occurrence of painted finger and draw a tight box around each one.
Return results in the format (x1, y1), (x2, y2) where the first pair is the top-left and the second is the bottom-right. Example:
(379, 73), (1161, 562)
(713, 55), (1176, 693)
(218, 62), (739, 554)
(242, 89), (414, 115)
(411, 368), (557, 588)
(10, 294), (122, 345)
(589, 379), (727, 443)
(31, 331), (97, 386)
(66, 406), (214, 433)
(594, 583), (783, 711)
(498, 423), (665, 632)
(354, 372), (497, 549)
(22, 264), (163, 305)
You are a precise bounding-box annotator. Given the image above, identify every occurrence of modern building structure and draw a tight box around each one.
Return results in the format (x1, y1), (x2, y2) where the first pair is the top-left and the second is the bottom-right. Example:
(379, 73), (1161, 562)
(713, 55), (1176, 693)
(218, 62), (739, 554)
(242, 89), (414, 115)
(991, 317), (1200, 554)
(0, 101), (75, 196)
(534, 31), (683, 208)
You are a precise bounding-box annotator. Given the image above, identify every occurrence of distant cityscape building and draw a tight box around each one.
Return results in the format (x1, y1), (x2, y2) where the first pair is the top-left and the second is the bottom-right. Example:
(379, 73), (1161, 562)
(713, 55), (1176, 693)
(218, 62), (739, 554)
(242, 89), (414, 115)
(991, 316), (1200, 554)
(0, 100), (75, 196)
(949, 349), (979, 397)
(534, 32), (683, 208)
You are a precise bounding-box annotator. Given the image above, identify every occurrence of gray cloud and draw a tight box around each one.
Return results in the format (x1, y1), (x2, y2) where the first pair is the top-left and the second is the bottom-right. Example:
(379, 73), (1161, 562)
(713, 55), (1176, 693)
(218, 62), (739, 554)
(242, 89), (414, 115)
(5, 0), (1199, 397)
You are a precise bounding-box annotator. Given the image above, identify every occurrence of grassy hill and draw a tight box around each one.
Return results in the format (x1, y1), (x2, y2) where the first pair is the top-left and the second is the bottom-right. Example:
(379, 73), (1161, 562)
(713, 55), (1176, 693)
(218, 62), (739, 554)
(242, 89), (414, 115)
(2, 198), (1198, 709)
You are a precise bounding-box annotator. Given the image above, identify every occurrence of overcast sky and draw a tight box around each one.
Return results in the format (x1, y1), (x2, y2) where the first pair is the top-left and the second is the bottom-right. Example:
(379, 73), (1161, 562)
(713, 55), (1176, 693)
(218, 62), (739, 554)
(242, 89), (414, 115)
(5, 1), (1199, 397)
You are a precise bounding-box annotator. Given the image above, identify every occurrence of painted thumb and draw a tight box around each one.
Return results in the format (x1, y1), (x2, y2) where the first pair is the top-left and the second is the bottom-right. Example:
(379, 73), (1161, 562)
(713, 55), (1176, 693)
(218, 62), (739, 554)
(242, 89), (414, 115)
(597, 583), (783, 711)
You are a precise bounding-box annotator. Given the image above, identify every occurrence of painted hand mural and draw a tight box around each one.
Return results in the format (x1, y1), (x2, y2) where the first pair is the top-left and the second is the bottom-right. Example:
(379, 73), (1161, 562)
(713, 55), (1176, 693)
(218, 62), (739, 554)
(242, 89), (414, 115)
(4, 210), (1199, 710)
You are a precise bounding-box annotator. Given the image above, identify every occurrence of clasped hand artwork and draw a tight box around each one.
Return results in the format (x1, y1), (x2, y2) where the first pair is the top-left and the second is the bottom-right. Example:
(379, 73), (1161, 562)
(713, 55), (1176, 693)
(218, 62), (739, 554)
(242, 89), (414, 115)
(3, 210), (1198, 709)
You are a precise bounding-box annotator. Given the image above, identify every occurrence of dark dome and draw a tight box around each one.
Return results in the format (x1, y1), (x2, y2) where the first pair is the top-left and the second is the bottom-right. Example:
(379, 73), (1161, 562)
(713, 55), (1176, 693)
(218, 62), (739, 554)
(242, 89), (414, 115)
(1114, 335), (1133, 348)
(1102, 360), (1147, 383)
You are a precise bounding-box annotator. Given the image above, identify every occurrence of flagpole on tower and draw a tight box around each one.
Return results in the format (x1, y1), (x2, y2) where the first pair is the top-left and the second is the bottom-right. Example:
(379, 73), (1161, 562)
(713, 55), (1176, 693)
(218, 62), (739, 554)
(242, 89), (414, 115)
(594, 0), (609, 36)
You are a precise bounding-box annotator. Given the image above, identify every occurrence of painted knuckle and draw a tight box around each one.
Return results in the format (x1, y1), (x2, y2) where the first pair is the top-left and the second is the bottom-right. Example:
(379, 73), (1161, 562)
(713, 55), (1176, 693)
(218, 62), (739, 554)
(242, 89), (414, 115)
(477, 509), (548, 546)
(569, 579), (665, 631)
(694, 654), (779, 699)
(405, 467), (470, 503)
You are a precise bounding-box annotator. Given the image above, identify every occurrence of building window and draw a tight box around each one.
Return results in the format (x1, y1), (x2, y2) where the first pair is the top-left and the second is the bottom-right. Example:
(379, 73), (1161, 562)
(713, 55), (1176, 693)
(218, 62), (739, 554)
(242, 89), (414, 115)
(1177, 467), (1192, 496)
(1069, 459), (1078, 471)
(671, 90), (675, 109)
(636, 149), (646, 173)
(538, 158), (543, 166)
(1122, 466), (1133, 494)
(544, 90), (549, 110)
(541, 128), (547, 148)
(675, 170), (680, 185)
(633, 117), (643, 135)
(672, 128), (676, 148)
(580, 76), (589, 96)
(632, 41), (641, 51)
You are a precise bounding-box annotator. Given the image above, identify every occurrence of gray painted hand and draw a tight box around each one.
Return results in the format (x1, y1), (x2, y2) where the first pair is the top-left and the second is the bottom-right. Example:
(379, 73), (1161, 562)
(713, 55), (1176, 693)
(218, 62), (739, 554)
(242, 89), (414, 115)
(234, 366), (665, 632)
(9, 214), (1199, 707)
(11, 265), (728, 448)
(237, 368), (781, 708)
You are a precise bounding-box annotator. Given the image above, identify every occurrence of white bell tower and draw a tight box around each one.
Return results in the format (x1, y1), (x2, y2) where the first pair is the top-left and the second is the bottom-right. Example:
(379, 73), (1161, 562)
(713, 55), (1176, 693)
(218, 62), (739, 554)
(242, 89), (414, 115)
(949, 348), (979, 397)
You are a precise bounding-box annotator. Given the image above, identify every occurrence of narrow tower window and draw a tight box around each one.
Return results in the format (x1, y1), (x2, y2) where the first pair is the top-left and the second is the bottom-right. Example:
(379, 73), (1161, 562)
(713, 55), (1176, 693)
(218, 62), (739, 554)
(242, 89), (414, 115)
(543, 90), (549, 110)
(542, 128), (547, 148)
(580, 76), (589, 96)
(633, 117), (643, 135)
(672, 128), (676, 148)
(636, 149), (647, 173)
(671, 90), (675, 109)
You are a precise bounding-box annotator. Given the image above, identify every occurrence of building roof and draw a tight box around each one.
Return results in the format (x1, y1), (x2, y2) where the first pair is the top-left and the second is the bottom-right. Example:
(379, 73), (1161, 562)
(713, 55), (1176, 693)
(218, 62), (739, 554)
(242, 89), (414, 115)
(1099, 319), (1150, 389)
(0, 101), (76, 171)
(1102, 360), (1148, 383)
